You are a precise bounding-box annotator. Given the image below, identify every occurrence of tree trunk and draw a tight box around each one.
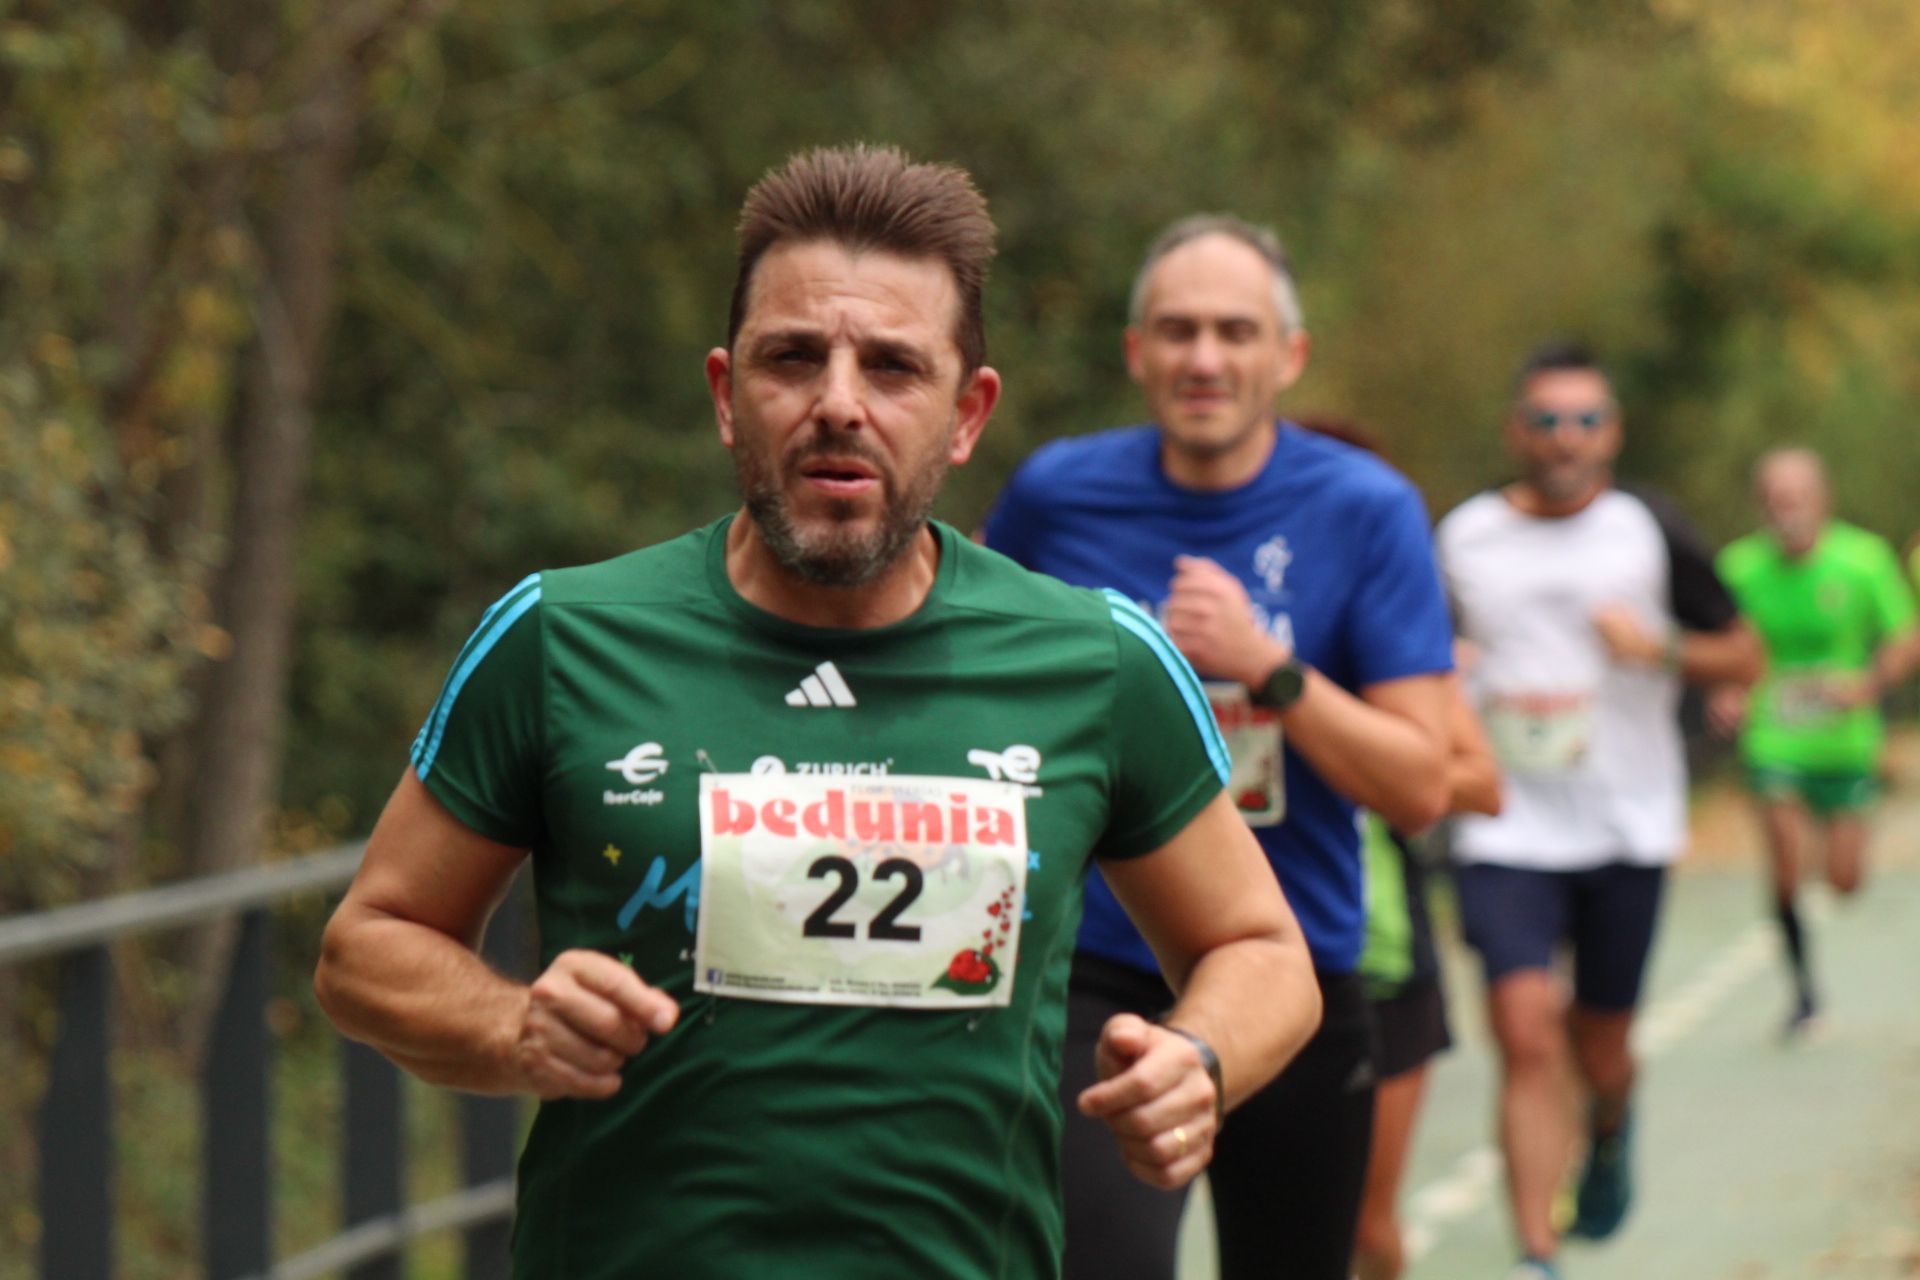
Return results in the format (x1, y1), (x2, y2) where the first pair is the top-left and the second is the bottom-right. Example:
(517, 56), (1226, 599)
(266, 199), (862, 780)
(178, 57), (361, 1053)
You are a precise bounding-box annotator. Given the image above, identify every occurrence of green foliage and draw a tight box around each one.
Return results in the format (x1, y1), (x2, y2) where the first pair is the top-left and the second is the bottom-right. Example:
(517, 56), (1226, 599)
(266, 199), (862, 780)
(289, 0), (1621, 835)
(0, 4), (229, 904)
(7, 1), (1920, 1274)
(7, 0), (1920, 905)
(0, 370), (206, 901)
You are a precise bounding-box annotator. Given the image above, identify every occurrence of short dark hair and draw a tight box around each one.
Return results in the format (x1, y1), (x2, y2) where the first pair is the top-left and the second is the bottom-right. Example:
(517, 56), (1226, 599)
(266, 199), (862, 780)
(1513, 339), (1612, 397)
(727, 145), (997, 374)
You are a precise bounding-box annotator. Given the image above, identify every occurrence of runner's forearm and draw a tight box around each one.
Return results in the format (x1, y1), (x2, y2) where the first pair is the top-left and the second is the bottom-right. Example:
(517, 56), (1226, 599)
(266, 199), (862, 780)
(1276, 668), (1449, 832)
(316, 906), (531, 1093)
(1448, 752), (1504, 818)
(1678, 623), (1763, 687)
(1443, 675), (1503, 817)
(1161, 935), (1320, 1112)
(1870, 630), (1920, 694)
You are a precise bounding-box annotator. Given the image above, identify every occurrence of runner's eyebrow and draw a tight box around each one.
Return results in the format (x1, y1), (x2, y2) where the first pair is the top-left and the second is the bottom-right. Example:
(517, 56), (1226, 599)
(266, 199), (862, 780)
(743, 331), (935, 371)
(1149, 312), (1266, 337)
(746, 329), (827, 358)
(860, 338), (933, 371)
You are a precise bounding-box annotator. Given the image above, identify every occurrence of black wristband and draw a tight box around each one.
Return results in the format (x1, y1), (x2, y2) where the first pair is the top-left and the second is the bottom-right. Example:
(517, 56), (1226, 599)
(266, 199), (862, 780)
(1249, 659), (1307, 710)
(1158, 1022), (1225, 1130)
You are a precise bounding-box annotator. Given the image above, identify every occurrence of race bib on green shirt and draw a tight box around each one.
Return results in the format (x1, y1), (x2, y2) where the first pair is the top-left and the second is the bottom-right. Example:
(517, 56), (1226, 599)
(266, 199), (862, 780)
(1484, 690), (1595, 772)
(694, 774), (1029, 1009)
(1206, 682), (1285, 827)
(1772, 671), (1844, 727)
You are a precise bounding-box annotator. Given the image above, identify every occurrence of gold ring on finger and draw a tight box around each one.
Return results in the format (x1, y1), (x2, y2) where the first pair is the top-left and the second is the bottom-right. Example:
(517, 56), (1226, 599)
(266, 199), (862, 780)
(1173, 1125), (1189, 1157)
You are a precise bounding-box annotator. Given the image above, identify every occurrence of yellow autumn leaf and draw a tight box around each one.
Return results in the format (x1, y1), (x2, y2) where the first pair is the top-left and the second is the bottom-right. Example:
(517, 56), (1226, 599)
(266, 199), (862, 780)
(197, 624), (234, 660)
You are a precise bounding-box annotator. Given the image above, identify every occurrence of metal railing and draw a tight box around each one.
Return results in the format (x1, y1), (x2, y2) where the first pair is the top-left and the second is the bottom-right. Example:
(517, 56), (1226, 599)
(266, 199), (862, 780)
(0, 843), (528, 1280)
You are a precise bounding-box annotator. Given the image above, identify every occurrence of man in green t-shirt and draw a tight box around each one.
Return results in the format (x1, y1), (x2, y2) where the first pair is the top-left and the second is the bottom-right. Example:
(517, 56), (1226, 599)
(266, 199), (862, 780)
(1713, 447), (1920, 1034)
(314, 145), (1321, 1280)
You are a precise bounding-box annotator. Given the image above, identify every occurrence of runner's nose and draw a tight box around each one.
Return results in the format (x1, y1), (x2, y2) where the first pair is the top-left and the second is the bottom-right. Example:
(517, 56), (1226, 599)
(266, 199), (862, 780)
(813, 348), (868, 432)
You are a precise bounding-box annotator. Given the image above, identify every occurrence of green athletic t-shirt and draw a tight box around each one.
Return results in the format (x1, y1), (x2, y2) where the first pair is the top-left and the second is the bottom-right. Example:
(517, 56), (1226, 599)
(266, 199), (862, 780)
(409, 516), (1230, 1280)
(1717, 521), (1918, 770)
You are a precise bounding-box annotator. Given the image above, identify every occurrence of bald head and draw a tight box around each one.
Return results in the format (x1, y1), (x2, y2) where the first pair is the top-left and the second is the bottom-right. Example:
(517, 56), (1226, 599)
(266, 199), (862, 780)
(1754, 446), (1829, 556)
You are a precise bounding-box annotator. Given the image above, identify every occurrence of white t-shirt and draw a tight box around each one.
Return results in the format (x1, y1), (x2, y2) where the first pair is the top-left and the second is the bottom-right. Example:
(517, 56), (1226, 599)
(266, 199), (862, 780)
(1436, 487), (1740, 870)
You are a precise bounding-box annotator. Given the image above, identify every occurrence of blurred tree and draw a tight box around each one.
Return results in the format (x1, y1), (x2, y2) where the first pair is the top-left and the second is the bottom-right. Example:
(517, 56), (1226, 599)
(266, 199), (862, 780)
(0, 6), (224, 910)
(0, 0), (451, 1048)
(15, 3), (1920, 1270)
(4, 0), (1915, 934)
(286, 0), (1618, 831)
(1625, 0), (1920, 539)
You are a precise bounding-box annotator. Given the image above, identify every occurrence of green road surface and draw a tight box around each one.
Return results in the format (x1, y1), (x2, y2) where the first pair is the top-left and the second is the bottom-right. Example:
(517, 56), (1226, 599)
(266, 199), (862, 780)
(1176, 781), (1920, 1279)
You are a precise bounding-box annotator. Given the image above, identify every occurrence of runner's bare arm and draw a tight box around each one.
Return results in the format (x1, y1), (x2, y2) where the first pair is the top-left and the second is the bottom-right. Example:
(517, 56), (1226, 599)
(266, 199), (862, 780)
(1868, 628), (1920, 698)
(1594, 605), (1764, 687)
(1674, 620), (1762, 685)
(315, 770), (679, 1097)
(1282, 670), (1451, 833)
(1443, 673), (1504, 817)
(1705, 683), (1748, 737)
(1162, 555), (1450, 832)
(1078, 791), (1320, 1189)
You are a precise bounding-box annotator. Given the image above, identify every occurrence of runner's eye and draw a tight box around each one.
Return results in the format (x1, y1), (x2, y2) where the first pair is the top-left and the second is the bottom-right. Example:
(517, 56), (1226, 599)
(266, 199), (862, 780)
(1524, 408), (1612, 432)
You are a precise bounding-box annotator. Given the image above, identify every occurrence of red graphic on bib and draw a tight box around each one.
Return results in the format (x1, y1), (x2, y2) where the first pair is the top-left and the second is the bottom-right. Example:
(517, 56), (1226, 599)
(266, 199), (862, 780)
(933, 884), (1018, 996)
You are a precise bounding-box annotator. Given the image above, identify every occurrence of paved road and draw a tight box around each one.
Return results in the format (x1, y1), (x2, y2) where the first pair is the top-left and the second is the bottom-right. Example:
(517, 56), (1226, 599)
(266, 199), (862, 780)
(1178, 781), (1920, 1278)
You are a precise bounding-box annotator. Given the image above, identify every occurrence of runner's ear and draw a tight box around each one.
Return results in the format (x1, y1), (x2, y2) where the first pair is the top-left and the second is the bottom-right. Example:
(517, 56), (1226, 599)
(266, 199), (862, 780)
(706, 348), (737, 447)
(948, 365), (1001, 465)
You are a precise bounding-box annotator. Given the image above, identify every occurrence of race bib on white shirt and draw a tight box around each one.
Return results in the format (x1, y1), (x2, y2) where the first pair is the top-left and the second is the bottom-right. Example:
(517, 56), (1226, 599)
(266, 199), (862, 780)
(695, 774), (1029, 1009)
(1484, 690), (1596, 772)
(1206, 682), (1285, 826)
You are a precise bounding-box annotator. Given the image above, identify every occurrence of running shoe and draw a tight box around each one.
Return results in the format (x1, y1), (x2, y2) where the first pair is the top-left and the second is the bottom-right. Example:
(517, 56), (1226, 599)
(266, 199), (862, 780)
(1568, 1108), (1633, 1240)
(1504, 1257), (1561, 1280)
(1783, 990), (1822, 1040)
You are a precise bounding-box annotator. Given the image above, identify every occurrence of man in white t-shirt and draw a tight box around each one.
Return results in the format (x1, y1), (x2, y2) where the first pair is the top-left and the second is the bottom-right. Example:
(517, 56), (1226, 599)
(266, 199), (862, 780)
(1435, 342), (1760, 1280)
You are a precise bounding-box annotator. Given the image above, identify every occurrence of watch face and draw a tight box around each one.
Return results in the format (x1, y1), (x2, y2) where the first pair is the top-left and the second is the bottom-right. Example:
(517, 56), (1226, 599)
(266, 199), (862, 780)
(1264, 663), (1305, 708)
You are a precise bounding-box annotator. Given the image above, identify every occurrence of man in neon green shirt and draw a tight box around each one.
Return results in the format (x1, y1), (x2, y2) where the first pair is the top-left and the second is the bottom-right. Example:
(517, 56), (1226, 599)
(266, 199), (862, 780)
(1713, 448), (1920, 1034)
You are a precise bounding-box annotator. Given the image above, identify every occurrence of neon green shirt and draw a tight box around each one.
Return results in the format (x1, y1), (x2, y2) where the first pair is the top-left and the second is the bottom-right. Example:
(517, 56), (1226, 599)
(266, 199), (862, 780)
(411, 517), (1229, 1280)
(1357, 812), (1411, 994)
(1717, 521), (1917, 770)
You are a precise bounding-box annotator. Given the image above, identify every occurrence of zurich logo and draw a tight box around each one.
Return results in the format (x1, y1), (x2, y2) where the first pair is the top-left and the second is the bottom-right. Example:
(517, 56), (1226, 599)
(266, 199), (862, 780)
(606, 742), (669, 786)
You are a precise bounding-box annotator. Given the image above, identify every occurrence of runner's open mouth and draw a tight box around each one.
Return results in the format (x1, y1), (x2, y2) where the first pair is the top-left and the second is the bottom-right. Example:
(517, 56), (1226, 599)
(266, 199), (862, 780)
(801, 459), (880, 484)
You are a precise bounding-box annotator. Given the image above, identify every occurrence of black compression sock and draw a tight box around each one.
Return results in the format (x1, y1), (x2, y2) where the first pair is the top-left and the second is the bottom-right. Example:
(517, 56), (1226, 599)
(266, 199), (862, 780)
(1774, 899), (1813, 1002)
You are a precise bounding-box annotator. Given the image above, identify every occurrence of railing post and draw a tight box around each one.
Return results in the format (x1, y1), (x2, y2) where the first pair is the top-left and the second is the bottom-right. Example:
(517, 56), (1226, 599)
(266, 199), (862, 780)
(462, 873), (530, 1280)
(205, 909), (272, 1279)
(39, 944), (114, 1280)
(344, 1040), (404, 1280)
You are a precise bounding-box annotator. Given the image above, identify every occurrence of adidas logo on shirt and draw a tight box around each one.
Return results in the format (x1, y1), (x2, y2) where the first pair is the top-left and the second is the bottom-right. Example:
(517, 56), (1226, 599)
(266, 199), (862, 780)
(784, 661), (857, 708)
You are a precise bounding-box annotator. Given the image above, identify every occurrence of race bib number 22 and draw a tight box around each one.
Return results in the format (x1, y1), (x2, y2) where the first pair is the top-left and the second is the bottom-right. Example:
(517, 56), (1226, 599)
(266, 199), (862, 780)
(694, 774), (1029, 1009)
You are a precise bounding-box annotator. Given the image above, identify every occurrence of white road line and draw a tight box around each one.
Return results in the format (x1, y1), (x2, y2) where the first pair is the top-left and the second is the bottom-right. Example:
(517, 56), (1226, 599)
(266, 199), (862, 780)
(1400, 893), (1828, 1261)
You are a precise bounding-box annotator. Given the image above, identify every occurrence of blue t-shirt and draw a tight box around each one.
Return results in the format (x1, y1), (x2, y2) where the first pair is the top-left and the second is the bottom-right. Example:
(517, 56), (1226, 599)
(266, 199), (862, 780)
(983, 422), (1454, 973)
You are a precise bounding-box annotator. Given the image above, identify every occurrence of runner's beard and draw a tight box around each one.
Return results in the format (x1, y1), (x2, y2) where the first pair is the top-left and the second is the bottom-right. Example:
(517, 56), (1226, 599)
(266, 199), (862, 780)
(1532, 456), (1601, 504)
(734, 424), (953, 588)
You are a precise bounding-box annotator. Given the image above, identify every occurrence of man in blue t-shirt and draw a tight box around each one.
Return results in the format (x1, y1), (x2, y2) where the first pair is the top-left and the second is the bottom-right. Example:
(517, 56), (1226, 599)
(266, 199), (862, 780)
(984, 215), (1456, 1280)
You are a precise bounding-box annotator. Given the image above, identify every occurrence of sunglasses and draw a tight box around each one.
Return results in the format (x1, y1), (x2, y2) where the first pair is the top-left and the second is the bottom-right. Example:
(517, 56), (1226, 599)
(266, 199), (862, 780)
(1521, 407), (1613, 432)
